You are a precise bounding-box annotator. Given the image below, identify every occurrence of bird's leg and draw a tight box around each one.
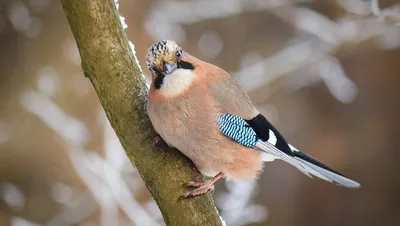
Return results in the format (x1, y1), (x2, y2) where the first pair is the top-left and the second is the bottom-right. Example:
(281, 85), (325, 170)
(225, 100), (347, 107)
(183, 172), (223, 198)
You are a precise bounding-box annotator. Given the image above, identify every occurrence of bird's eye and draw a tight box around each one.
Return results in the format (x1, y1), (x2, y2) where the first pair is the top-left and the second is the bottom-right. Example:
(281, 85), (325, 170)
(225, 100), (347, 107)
(149, 67), (156, 73)
(176, 49), (183, 59)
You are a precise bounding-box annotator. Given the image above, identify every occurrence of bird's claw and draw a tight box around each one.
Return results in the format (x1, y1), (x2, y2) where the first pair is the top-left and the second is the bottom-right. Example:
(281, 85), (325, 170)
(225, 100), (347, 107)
(185, 181), (203, 187)
(182, 181), (215, 198)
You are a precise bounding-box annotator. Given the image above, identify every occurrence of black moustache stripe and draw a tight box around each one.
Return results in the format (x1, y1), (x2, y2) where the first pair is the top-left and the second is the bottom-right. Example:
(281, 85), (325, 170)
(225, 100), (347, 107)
(154, 69), (165, 89)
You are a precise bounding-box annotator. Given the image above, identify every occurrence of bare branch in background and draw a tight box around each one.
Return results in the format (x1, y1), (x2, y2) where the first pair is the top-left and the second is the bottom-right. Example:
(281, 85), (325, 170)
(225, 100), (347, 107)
(145, 0), (301, 43)
(236, 0), (400, 105)
(59, 0), (224, 225)
(370, 0), (400, 26)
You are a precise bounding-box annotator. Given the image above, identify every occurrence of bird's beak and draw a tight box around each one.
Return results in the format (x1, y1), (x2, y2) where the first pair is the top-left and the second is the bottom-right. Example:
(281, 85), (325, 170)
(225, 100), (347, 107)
(163, 62), (177, 75)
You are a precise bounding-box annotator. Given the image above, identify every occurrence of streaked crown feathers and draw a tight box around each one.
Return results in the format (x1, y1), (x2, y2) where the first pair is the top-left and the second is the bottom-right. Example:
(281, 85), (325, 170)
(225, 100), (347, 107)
(146, 40), (182, 72)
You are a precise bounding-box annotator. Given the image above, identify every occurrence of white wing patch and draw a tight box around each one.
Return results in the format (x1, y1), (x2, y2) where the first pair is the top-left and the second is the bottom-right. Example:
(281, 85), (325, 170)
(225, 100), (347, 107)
(160, 69), (194, 97)
(268, 129), (277, 146)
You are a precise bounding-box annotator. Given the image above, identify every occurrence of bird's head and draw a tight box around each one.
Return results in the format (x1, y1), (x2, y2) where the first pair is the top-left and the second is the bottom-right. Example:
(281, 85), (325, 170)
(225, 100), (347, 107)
(146, 40), (183, 75)
(146, 40), (195, 91)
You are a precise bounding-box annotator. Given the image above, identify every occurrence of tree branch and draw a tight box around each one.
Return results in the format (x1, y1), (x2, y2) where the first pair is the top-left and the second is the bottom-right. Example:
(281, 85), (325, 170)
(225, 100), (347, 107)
(60, 0), (223, 225)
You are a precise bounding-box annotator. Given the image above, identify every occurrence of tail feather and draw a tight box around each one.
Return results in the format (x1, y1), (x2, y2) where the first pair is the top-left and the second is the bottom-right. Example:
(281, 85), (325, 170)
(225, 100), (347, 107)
(255, 141), (312, 178)
(256, 140), (360, 188)
(291, 148), (361, 188)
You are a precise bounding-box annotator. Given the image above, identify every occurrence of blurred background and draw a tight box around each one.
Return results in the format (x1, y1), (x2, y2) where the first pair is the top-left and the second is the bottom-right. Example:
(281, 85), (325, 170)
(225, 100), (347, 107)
(1, 0), (400, 225)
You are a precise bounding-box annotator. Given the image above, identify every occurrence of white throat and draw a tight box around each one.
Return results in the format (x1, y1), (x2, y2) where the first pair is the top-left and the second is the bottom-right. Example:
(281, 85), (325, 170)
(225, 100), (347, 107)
(160, 69), (194, 96)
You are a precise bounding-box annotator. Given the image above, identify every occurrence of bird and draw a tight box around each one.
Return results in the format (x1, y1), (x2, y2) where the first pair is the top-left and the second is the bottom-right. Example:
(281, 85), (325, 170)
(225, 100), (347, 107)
(145, 40), (360, 198)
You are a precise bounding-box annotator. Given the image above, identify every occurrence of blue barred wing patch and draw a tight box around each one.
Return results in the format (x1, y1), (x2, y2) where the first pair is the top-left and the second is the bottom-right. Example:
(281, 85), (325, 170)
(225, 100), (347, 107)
(216, 114), (258, 147)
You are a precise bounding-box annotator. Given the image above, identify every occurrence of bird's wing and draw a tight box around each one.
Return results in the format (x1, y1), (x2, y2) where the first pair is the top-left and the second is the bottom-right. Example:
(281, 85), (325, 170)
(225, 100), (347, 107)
(208, 70), (306, 168)
(208, 70), (294, 157)
(216, 113), (313, 177)
(208, 69), (259, 120)
(216, 113), (361, 188)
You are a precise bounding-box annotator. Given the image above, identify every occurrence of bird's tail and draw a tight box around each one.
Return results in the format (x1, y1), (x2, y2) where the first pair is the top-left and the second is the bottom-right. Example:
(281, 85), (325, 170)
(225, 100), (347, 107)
(258, 141), (361, 188)
(289, 144), (360, 188)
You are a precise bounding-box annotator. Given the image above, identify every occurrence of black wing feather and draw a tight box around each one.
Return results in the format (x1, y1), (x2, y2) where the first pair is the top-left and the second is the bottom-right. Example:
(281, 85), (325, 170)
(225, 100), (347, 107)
(246, 114), (294, 156)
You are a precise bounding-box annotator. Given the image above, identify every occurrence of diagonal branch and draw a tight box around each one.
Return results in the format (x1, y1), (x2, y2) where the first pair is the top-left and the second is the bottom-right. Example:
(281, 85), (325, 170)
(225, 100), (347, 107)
(60, 0), (223, 225)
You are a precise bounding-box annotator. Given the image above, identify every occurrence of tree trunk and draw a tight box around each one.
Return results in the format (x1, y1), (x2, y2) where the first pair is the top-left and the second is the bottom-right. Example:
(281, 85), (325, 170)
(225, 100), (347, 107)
(60, 0), (224, 225)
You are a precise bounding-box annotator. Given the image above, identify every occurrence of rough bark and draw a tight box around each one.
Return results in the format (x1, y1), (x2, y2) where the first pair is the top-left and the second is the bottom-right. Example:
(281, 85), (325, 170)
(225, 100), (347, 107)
(60, 0), (223, 225)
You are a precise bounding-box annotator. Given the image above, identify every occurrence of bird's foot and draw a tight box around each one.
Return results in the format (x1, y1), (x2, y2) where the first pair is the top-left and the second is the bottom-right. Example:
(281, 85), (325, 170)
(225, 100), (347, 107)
(183, 180), (215, 198)
(152, 135), (169, 149)
(182, 172), (223, 198)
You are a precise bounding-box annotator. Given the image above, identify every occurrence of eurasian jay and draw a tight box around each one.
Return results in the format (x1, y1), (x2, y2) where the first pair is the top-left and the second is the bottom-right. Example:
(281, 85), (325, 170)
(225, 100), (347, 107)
(145, 40), (360, 198)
